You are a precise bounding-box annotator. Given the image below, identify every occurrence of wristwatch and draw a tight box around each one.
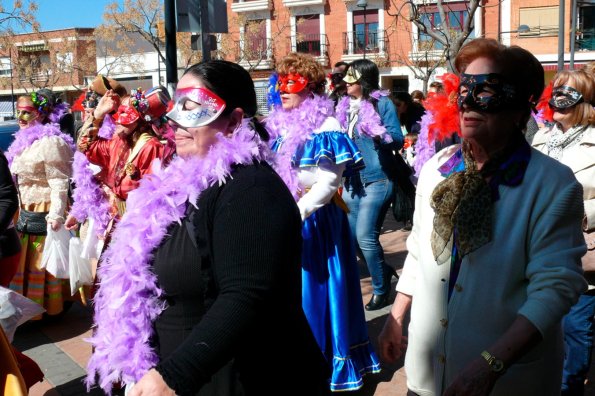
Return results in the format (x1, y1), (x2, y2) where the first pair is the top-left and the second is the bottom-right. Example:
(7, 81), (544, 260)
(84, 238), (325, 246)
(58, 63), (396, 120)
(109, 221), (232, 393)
(481, 350), (505, 373)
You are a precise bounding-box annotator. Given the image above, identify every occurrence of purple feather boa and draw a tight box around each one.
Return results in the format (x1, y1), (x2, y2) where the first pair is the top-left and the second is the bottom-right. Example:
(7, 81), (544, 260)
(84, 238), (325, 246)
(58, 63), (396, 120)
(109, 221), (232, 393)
(265, 94), (334, 199)
(69, 116), (117, 233)
(5, 122), (75, 168)
(69, 152), (112, 233)
(85, 120), (271, 394)
(48, 102), (70, 124)
(336, 91), (393, 143)
(413, 111), (436, 177)
(98, 114), (116, 139)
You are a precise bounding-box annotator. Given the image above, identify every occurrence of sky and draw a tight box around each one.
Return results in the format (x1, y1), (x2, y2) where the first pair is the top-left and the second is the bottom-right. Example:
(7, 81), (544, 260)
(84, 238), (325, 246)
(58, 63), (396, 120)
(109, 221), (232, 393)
(34, 0), (123, 31)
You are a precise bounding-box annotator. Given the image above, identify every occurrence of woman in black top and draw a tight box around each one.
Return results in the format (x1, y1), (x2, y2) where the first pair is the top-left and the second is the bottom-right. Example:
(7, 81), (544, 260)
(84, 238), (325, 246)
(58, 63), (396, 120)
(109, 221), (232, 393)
(0, 150), (20, 287)
(86, 61), (329, 396)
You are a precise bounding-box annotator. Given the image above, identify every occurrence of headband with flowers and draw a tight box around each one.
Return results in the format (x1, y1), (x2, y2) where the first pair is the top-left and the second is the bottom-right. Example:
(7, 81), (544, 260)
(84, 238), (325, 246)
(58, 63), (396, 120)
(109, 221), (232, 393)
(30, 91), (51, 115)
(130, 88), (150, 120)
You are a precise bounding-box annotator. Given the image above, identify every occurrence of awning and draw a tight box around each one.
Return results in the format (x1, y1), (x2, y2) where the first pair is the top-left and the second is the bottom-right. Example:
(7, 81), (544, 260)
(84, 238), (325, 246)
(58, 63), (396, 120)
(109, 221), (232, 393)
(0, 101), (14, 116)
(542, 63), (585, 71)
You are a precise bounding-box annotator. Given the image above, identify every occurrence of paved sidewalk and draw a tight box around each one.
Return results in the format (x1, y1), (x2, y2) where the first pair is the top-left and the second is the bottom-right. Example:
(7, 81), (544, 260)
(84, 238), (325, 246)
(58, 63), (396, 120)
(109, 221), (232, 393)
(13, 213), (411, 396)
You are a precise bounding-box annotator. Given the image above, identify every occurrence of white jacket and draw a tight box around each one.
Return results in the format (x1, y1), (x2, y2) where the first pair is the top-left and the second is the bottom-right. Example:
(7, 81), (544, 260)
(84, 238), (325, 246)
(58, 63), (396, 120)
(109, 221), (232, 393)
(397, 144), (587, 396)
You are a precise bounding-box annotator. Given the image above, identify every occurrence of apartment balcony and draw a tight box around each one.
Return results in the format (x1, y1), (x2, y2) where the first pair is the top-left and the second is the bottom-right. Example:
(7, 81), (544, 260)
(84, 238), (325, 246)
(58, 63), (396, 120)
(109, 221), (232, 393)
(283, 0), (325, 6)
(577, 28), (595, 52)
(290, 33), (329, 66)
(342, 30), (387, 61)
(231, 0), (273, 13)
(236, 38), (275, 70)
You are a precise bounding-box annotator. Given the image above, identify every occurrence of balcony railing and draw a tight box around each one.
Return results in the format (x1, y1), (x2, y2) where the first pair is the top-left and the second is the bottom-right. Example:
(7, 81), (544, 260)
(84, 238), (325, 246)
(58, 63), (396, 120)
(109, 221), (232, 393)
(342, 30), (386, 55)
(235, 37), (274, 70)
(292, 33), (326, 57)
(576, 28), (595, 51)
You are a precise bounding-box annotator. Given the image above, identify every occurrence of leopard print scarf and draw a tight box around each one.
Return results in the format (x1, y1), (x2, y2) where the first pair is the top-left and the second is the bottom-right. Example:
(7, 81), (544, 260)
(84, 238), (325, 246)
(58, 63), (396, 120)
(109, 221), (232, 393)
(430, 135), (530, 261)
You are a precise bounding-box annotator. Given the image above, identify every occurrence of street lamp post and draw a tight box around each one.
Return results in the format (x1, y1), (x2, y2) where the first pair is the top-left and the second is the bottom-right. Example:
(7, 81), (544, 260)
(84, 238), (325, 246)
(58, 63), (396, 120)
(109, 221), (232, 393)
(357, 0), (368, 59)
(9, 48), (14, 119)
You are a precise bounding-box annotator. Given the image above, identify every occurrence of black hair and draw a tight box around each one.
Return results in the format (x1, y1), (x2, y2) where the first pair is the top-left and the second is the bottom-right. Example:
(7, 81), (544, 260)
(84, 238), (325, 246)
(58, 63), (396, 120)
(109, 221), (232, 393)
(334, 61), (349, 69)
(183, 60), (269, 141)
(393, 91), (413, 106)
(348, 59), (380, 101)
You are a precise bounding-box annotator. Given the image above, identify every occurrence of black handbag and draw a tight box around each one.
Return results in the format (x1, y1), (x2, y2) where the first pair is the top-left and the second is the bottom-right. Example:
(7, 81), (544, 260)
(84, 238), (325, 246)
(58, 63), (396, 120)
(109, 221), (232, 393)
(14, 177), (48, 236)
(16, 209), (48, 236)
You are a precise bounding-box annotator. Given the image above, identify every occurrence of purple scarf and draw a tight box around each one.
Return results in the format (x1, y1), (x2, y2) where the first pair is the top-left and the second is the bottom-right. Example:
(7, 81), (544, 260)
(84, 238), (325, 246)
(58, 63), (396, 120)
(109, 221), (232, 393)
(5, 122), (75, 168)
(69, 116), (117, 234)
(85, 120), (271, 394)
(265, 94), (334, 199)
(336, 90), (393, 143)
(413, 111), (436, 177)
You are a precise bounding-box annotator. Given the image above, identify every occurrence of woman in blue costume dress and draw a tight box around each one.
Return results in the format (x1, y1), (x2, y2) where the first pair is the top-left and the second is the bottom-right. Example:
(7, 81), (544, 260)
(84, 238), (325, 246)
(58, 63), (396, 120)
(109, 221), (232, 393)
(265, 52), (380, 392)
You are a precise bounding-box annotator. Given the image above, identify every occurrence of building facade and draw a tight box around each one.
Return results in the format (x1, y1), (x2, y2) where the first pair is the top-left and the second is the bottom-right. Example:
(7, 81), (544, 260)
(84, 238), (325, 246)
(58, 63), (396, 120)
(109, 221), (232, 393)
(224, 0), (595, 112)
(0, 28), (96, 119)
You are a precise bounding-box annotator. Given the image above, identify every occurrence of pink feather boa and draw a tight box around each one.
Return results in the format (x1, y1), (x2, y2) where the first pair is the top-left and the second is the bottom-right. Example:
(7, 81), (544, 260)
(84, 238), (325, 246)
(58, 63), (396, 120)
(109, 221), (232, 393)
(335, 90), (393, 143)
(265, 94), (334, 199)
(85, 120), (272, 394)
(5, 122), (75, 168)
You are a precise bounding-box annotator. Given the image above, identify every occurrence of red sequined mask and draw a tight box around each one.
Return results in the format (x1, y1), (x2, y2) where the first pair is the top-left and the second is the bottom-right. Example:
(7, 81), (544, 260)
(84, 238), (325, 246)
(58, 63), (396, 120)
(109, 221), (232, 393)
(115, 105), (141, 126)
(278, 73), (309, 94)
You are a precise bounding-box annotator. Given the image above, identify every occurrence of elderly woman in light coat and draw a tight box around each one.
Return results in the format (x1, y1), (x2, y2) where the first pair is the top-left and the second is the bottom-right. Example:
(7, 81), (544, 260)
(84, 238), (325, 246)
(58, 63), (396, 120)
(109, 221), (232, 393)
(378, 38), (586, 396)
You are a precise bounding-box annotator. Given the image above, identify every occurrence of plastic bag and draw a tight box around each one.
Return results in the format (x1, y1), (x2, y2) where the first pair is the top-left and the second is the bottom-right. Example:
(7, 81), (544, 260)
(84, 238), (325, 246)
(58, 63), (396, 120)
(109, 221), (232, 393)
(40, 225), (71, 279)
(80, 217), (104, 260)
(0, 286), (45, 342)
(68, 237), (94, 296)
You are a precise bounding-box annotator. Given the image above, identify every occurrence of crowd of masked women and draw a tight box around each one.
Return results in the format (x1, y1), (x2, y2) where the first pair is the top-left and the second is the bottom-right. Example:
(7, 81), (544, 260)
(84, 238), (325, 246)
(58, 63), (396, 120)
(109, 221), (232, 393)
(0, 37), (594, 396)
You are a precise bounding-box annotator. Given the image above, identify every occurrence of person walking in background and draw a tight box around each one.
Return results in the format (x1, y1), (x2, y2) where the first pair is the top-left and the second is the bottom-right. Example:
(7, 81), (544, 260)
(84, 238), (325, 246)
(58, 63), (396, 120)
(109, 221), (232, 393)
(329, 61), (349, 106)
(378, 38), (586, 396)
(266, 52), (380, 392)
(0, 150), (20, 287)
(428, 80), (444, 95)
(6, 90), (74, 316)
(86, 60), (330, 396)
(531, 69), (595, 396)
(411, 90), (425, 104)
(336, 59), (403, 311)
(392, 91), (425, 135)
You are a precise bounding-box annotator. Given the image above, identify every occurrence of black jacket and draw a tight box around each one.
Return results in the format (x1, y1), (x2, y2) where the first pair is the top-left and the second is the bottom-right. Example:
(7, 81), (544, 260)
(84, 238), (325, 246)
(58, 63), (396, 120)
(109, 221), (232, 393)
(0, 151), (20, 259)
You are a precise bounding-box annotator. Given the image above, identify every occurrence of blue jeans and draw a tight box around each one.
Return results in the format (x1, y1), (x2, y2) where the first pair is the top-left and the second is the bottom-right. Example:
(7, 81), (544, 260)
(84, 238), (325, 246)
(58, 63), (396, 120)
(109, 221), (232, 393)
(562, 292), (595, 396)
(342, 178), (394, 296)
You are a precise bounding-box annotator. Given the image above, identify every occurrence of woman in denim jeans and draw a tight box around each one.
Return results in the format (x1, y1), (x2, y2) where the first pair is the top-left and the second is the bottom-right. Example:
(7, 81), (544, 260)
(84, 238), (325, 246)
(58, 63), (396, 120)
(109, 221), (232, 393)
(338, 59), (403, 310)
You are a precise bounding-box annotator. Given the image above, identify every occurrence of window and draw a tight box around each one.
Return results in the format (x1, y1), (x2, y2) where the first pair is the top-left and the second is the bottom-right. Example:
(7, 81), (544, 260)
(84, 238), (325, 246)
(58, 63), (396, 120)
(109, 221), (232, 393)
(56, 52), (73, 72)
(17, 51), (51, 82)
(243, 19), (267, 60)
(0, 57), (11, 77)
(353, 9), (379, 53)
(418, 2), (473, 50)
(296, 15), (321, 56)
(578, 5), (595, 51)
(519, 6), (559, 37)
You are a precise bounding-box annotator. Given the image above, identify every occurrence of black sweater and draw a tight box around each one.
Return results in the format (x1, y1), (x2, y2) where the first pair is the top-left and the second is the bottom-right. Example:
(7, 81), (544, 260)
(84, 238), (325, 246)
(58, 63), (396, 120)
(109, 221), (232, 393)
(0, 151), (20, 258)
(153, 162), (329, 396)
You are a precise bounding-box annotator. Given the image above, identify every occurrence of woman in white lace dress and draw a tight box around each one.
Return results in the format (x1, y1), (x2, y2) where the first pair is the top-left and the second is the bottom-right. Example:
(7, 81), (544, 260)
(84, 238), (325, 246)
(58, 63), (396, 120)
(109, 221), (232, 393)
(6, 90), (74, 316)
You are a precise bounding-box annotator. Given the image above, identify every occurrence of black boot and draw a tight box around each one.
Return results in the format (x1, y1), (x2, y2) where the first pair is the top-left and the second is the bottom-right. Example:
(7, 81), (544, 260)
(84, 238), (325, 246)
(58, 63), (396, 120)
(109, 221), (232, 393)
(383, 265), (399, 290)
(365, 293), (389, 311)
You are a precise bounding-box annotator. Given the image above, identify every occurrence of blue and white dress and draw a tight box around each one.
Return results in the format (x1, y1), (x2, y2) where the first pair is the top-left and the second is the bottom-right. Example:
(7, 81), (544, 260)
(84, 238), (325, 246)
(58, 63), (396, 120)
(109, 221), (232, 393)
(272, 117), (381, 391)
